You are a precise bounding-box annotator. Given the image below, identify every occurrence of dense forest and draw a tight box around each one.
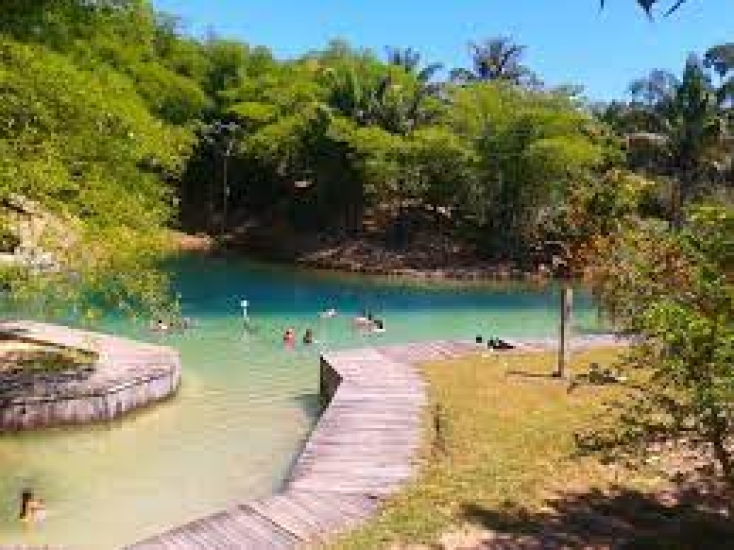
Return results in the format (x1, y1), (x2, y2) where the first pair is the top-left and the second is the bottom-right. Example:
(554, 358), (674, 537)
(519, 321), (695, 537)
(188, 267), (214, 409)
(0, 0), (731, 300)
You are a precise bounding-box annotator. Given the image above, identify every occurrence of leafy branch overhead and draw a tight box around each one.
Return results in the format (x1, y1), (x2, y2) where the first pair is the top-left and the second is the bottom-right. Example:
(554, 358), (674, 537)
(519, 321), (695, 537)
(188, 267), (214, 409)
(601, 0), (690, 16)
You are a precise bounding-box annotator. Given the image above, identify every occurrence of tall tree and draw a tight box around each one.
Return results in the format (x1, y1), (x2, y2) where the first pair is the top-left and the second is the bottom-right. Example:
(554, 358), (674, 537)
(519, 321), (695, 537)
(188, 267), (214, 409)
(0, 36), (192, 314)
(385, 46), (443, 84)
(450, 37), (538, 87)
(704, 43), (734, 80)
(446, 83), (609, 256)
(615, 55), (732, 227)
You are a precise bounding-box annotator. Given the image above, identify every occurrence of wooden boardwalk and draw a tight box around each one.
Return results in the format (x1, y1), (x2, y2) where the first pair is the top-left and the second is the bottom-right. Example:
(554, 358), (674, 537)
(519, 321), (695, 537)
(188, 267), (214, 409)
(0, 320), (181, 430)
(127, 340), (480, 550)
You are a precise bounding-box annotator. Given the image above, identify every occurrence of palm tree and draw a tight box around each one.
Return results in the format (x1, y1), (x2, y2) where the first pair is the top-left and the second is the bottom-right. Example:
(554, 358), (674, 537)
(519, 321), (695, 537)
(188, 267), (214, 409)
(620, 55), (731, 227)
(385, 47), (422, 74)
(385, 46), (443, 84)
(323, 51), (442, 136)
(385, 47), (445, 133)
(704, 43), (734, 80)
(450, 37), (538, 86)
(628, 69), (679, 106)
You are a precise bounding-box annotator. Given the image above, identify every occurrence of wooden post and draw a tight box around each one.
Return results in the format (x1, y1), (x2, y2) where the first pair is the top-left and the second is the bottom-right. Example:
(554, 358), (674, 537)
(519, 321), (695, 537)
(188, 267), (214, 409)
(556, 285), (573, 378)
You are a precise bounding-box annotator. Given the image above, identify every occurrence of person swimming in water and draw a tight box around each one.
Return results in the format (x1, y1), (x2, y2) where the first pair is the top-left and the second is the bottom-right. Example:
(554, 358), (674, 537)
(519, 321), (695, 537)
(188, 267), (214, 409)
(352, 310), (374, 330)
(319, 308), (337, 319)
(19, 489), (45, 524)
(371, 318), (386, 333)
(149, 319), (170, 333)
(303, 328), (315, 345)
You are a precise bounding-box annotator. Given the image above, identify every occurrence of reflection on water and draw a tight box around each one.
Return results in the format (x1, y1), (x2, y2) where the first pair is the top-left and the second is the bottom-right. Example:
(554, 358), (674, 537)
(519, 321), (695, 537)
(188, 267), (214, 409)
(0, 258), (600, 549)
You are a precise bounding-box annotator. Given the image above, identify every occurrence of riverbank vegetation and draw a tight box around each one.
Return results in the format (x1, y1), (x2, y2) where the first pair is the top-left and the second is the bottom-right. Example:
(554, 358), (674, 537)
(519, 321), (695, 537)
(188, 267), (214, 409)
(1, 2), (730, 297)
(332, 348), (734, 549)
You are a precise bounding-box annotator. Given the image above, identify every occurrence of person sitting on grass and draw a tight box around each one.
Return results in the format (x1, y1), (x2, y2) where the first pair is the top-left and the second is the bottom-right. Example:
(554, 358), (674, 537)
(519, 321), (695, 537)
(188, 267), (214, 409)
(488, 337), (514, 350)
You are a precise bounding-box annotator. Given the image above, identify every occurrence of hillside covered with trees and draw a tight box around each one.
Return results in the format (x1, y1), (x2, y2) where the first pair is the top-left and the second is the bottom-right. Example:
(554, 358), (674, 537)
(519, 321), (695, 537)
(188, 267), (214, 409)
(0, 0), (731, 301)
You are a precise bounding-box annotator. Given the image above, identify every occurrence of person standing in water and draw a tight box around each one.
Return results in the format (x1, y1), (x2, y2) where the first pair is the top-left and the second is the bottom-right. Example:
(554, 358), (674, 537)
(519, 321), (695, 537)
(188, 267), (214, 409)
(241, 299), (249, 324)
(241, 299), (256, 333)
(283, 328), (296, 347)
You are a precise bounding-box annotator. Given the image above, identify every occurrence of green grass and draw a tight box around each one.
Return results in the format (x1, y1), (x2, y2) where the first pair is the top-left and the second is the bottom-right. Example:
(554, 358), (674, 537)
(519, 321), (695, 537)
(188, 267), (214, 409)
(330, 348), (663, 549)
(0, 345), (95, 374)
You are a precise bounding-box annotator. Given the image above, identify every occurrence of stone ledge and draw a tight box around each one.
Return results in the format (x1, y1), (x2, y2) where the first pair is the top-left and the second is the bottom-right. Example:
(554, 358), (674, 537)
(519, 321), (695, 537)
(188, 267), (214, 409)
(0, 321), (181, 431)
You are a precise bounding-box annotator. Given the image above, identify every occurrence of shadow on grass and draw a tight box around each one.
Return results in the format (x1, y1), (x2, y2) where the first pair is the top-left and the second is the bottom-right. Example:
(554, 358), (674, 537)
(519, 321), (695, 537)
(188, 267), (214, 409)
(504, 370), (563, 380)
(460, 484), (733, 549)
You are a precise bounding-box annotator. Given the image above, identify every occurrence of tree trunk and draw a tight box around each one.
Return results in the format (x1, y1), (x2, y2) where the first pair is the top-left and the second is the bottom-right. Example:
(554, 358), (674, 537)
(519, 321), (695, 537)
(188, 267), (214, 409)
(221, 153), (229, 237)
(556, 285), (573, 378)
(671, 178), (683, 230)
(709, 412), (734, 492)
(209, 155), (218, 234)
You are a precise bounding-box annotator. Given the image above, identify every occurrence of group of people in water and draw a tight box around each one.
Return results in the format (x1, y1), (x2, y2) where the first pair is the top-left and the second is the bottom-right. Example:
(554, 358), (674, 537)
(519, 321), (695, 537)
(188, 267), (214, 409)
(147, 298), (387, 349)
(351, 310), (386, 333)
(282, 308), (386, 348)
(149, 317), (194, 333)
(282, 327), (315, 346)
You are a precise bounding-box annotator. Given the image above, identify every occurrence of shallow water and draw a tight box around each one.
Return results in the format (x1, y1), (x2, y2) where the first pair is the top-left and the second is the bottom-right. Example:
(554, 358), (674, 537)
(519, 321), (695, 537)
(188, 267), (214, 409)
(0, 258), (600, 549)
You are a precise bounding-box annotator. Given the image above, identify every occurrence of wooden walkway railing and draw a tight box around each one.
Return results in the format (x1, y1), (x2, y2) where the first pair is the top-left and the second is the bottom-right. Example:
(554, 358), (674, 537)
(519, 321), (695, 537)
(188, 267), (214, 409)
(127, 340), (481, 549)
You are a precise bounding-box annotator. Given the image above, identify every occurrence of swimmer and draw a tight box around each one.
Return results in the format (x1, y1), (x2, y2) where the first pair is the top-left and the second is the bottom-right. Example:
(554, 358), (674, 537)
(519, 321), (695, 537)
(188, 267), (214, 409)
(352, 310), (373, 330)
(303, 328), (315, 345)
(283, 327), (296, 346)
(150, 319), (170, 332)
(19, 489), (45, 523)
(170, 317), (193, 331)
(319, 308), (337, 319)
(371, 318), (386, 334)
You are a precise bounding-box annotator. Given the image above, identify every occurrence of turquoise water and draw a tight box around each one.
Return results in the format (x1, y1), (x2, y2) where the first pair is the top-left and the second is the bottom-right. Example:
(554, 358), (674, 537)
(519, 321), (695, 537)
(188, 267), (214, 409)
(0, 258), (600, 549)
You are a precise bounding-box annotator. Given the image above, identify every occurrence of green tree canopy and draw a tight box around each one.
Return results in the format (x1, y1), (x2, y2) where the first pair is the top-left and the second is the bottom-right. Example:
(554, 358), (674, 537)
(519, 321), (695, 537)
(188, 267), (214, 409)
(446, 83), (611, 255)
(0, 36), (192, 315)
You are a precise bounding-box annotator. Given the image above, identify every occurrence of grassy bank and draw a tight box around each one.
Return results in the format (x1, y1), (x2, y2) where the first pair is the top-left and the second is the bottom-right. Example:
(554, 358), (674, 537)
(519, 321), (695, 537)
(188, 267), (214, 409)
(331, 348), (673, 549)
